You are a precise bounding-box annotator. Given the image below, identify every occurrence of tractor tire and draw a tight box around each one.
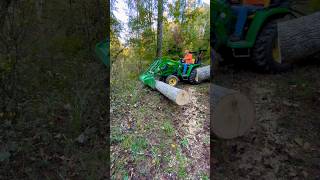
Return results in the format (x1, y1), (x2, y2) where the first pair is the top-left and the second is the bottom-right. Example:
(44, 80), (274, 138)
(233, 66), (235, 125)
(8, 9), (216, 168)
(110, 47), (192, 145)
(165, 75), (179, 87)
(252, 19), (292, 73)
(189, 68), (199, 85)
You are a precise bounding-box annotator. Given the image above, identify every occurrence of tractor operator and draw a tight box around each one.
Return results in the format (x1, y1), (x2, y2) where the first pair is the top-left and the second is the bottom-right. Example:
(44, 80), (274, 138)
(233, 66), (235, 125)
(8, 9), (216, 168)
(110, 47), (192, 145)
(229, 0), (280, 41)
(182, 49), (193, 76)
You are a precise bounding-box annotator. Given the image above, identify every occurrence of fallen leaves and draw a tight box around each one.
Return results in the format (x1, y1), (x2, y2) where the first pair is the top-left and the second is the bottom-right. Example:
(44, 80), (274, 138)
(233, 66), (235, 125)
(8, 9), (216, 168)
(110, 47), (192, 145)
(283, 100), (299, 107)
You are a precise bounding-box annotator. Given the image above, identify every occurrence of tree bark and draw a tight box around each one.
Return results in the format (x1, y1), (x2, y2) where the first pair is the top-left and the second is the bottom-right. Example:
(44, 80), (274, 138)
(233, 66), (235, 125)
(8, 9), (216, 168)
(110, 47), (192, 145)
(156, 0), (163, 58)
(210, 84), (255, 139)
(195, 65), (210, 83)
(277, 12), (320, 63)
(0, 0), (12, 29)
(155, 80), (190, 105)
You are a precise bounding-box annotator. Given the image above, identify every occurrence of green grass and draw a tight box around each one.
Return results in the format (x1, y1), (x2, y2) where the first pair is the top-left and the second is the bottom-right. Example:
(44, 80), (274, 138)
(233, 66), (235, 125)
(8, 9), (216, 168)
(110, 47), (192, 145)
(180, 138), (189, 148)
(121, 135), (133, 150)
(131, 137), (148, 156)
(200, 172), (210, 180)
(204, 136), (210, 145)
(162, 121), (175, 137)
(111, 127), (125, 144)
(176, 147), (188, 179)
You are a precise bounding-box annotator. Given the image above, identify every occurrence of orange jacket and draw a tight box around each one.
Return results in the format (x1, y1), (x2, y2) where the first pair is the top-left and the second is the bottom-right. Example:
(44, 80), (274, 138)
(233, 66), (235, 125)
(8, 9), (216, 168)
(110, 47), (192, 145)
(184, 53), (193, 64)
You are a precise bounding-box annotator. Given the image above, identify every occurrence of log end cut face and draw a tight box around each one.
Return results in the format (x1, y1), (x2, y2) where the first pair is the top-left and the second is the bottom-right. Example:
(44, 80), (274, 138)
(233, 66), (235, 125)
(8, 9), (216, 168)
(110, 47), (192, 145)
(212, 93), (255, 139)
(175, 90), (190, 105)
(155, 80), (190, 106)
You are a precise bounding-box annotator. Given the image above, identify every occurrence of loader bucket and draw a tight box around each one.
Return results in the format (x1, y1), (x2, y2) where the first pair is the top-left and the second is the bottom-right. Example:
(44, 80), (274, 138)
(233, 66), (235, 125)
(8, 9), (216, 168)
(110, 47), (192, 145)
(139, 73), (156, 89)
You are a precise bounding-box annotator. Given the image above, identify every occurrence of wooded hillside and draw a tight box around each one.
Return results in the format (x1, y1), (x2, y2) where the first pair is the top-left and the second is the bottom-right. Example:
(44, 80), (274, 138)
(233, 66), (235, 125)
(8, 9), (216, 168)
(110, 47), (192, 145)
(0, 0), (108, 179)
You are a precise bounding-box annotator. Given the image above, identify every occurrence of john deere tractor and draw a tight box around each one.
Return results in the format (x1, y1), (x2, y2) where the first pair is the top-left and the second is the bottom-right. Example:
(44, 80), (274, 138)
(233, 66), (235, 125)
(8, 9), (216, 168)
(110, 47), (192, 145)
(212, 0), (296, 72)
(139, 50), (206, 88)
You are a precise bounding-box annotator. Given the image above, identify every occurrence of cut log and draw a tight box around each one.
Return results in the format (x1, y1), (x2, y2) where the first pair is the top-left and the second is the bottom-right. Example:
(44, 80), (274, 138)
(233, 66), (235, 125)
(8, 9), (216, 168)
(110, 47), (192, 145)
(155, 80), (190, 105)
(195, 65), (210, 83)
(277, 12), (320, 63)
(210, 84), (255, 139)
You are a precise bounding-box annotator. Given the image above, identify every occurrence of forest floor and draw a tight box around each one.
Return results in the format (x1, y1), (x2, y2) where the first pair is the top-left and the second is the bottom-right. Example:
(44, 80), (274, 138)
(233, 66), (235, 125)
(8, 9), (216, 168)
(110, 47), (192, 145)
(212, 60), (320, 179)
(110, 60), (210, 179)
(0, 57), (108, 179)
(111, 58), (320, 179)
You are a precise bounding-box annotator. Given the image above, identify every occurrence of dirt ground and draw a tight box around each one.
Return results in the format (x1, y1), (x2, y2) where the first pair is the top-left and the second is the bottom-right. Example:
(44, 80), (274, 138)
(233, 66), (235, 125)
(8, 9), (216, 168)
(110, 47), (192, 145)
(212, 61), (320, 179)
(111, 57), (320, 179)
(110, 76), (210, 179)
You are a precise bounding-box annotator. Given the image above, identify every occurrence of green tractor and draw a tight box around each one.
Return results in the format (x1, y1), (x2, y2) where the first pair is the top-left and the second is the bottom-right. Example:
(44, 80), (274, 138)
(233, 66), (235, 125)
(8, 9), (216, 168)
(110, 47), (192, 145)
(212, 0), (296, 72)
(139, 50), (207, 89)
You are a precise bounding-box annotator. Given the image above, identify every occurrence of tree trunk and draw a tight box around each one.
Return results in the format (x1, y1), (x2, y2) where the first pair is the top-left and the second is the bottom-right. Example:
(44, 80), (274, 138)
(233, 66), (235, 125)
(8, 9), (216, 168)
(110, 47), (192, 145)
(195, 65), (210, 83)
(155, 80), (190, 105)
(156, 0), (163, 58)
(0, 0), (12, 29)
(277, 12), (320, 63)
(210, 84), (255, 139)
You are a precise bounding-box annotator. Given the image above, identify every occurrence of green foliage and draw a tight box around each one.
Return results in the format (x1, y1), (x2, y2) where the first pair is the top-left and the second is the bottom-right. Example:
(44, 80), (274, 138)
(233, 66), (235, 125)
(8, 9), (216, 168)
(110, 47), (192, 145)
(112, 0), (210, 77)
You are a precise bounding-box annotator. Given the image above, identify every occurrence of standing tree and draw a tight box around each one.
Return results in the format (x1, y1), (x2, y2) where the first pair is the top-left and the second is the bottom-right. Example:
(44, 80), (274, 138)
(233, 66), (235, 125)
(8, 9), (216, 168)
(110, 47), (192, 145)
(0, 0), (12, 28)
(156, 0), (163, 57)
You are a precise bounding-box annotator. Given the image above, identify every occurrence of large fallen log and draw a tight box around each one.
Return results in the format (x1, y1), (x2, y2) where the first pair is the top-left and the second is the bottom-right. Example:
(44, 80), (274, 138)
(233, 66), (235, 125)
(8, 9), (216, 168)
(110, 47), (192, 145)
(211, 84), (255, 139)
(155, 80), (190, 105)
(195, 65), (210, 83)
(278, 12), (320, 63)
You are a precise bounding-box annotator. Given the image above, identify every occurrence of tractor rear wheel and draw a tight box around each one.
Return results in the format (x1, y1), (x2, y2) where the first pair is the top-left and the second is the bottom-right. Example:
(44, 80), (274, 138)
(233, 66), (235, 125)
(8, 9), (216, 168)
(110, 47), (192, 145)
(165, 75), (179, 87)
(252, 19), (291, 73)
(189, 68), (199, 85)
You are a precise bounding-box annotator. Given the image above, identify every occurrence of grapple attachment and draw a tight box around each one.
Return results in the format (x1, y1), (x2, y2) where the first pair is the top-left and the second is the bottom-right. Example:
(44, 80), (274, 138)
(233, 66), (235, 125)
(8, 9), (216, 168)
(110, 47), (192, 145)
(139, 58), (163, 89)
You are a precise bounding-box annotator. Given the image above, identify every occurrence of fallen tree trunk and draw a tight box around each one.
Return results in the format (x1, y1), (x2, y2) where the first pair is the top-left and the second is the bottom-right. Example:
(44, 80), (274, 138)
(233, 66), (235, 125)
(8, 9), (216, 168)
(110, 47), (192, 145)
(155, 80), (190, 105)
(195, 65), (210, 83)
(210, 84), (255, 139)
(278, 12), (320, 63)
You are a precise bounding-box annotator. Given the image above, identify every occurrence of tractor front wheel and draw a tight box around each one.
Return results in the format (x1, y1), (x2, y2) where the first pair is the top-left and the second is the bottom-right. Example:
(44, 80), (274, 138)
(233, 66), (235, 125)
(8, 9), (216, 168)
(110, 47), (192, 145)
(165, 75), (179, 87)
(252, 20), (291, 73)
